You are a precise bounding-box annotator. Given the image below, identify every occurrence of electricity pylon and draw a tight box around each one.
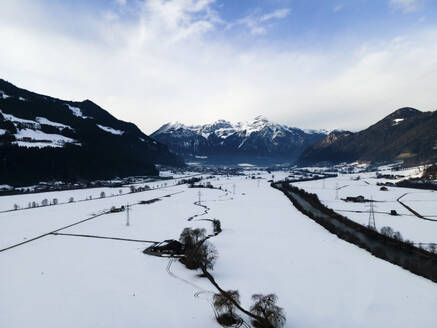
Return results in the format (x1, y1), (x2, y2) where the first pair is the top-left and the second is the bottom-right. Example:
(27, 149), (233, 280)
(367, 197), (376, 230)
(126, 203), (130, 226)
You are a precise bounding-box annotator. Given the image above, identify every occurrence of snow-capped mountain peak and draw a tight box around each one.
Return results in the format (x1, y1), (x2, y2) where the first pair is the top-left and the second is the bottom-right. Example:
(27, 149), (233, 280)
(151, 116), (327, 164)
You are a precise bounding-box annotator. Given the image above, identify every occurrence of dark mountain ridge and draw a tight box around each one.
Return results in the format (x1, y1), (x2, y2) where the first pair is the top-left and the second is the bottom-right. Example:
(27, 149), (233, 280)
(298, 107), (437, 166)
(0, 79), (183, 186)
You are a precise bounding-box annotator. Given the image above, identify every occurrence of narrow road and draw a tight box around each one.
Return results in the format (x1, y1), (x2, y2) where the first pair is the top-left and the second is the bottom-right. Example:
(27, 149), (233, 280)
(397, 193), (437, 222)
(0, 191), (183, 254)
(51, 232), (157, 243)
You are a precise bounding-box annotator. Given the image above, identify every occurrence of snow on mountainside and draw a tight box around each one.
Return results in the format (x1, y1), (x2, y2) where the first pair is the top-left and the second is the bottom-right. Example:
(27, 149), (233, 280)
(151, 116), (327, 164)
(298, 107), (437, 166)
(0, 79), (183, 185)
(96, 124), (125, 135)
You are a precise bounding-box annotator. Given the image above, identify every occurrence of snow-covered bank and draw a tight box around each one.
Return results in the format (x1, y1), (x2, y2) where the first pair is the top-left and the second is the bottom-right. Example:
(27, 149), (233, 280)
(294, 172), (437, 244)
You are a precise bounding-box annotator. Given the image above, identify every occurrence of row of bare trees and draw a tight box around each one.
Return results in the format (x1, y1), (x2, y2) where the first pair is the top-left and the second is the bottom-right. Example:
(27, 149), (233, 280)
(178, 227), (286, 328)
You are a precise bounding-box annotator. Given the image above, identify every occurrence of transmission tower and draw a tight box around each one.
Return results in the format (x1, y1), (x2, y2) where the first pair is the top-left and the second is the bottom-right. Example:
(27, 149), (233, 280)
(126, 203), (130, 227)
(367, 197), (376, 230)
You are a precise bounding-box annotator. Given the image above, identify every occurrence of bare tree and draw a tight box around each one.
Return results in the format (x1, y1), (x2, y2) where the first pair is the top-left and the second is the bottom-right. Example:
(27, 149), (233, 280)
(182, 240), (217, 270)
(393, 231), (403, 241)
(214, 290), (240, 316)
(197, 241), (218, 270)
(212, 219), (222, 235)
(380, 226), (394, 238)
(179, 227), (207, 250)
(179, 227), (217, 270)
(250, 294), (286, 328)
(213, 290), (241, 327)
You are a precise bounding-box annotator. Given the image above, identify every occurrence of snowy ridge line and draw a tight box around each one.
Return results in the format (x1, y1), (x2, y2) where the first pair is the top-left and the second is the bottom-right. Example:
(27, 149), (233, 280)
(0, 191), (184, 254)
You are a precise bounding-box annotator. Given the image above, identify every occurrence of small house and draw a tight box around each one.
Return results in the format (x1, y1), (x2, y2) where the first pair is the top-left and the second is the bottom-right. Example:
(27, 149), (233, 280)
(344, 195), (366, 203)
(110, 205), (125, 213)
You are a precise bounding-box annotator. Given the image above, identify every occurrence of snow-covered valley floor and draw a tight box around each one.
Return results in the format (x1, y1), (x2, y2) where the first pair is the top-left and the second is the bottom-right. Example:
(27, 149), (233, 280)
(294, 171), (437, 244)
(1, 171), (437, 328)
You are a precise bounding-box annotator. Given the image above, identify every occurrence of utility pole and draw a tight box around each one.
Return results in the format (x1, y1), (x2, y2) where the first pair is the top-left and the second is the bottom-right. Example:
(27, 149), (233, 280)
(198, 190), (201, 205)
(367, 197), (376, 230)
(232, 184), (236, 195)
(335, 183), (339, 200)
(126, 203), (130, 227)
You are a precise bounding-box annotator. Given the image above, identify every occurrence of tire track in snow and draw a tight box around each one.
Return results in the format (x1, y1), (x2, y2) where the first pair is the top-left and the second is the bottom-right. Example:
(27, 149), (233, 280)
(397, 193), (437, 222)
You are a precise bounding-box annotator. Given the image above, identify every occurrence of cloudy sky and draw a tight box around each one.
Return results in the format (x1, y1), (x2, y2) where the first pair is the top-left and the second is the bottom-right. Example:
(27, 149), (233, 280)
(1, 0), (437, 133)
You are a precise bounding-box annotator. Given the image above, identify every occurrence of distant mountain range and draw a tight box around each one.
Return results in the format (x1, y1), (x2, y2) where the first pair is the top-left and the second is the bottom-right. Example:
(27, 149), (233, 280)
(151, 116), (327, 164)
(0, 79), (183, 186)
(298, 107), (437, 166)
(1, 78), (436, 185)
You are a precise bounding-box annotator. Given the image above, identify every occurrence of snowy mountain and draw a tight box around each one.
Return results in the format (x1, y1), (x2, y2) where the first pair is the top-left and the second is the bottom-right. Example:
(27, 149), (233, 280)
(151, 116), (327, 164)
(298, 107), (437, 166)
(0, 79), (183, 185)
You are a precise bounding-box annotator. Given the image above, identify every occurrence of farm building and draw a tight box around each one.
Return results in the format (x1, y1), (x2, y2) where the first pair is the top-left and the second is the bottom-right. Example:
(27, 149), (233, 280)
(145, 240), (184, 256)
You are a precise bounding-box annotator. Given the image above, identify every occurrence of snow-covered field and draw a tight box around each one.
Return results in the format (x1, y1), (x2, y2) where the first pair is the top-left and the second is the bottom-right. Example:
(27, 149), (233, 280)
(1, 170), (437, 328)
(0, 171), (201, 212)
(294, 169), (437, 244)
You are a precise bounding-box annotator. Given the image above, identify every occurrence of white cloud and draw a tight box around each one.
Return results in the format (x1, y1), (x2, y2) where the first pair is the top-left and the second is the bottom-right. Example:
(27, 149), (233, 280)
(115, 0), (127, 6)
(0, 0), (437, 134)
(333, 4), (344, 13)
(260, 8), (291, 22)
(228, 8), (291, 35)
(389, 0), (421, 13)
